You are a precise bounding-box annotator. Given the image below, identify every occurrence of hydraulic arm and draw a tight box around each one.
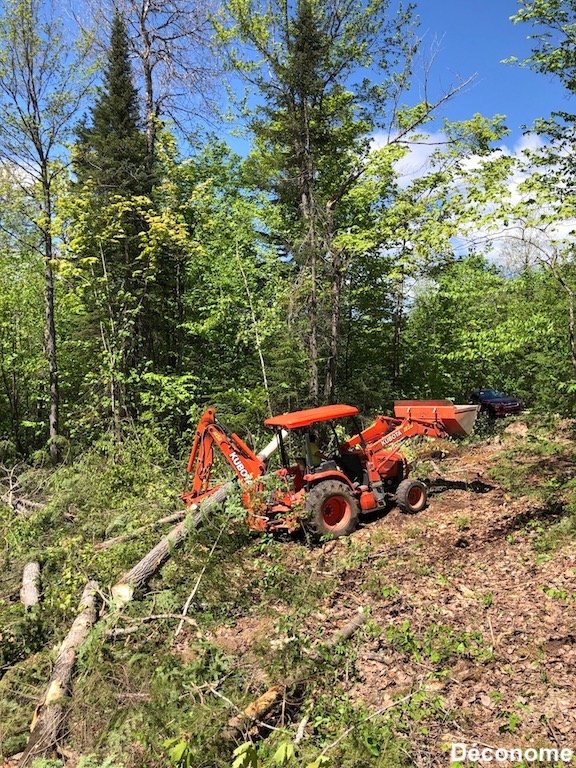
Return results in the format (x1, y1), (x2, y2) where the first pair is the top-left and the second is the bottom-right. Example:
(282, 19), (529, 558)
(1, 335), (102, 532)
(340, 401), (476, 488)
(182, 408), (266, 508)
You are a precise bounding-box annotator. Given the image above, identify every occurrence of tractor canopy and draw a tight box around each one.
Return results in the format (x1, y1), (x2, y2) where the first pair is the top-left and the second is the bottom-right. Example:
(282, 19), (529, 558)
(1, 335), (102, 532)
(264, 404), (359, 430)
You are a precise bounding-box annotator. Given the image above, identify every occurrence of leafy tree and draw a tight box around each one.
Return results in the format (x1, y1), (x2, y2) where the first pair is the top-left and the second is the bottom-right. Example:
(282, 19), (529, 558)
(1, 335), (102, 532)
(0, 0), (89, 461)
(80, 0), (219, 163)
(0, 171), (45, 454)
(403, 255), (566, 408)
(163, 141), (299, 426)
(489, 1), (576, 389)
(510, 0), (576, 90)
(219, 0), (498, 404)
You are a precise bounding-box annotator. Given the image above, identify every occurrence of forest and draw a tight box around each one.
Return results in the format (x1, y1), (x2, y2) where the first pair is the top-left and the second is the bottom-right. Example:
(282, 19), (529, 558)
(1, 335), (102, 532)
(2, 0), (576, 767)
(1, 0), (575, 461)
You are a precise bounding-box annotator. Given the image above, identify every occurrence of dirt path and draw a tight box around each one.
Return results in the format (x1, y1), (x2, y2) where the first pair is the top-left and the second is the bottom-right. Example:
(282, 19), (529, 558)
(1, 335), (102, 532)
(336, 439), (576, 762)
(205, 435), (576, 764)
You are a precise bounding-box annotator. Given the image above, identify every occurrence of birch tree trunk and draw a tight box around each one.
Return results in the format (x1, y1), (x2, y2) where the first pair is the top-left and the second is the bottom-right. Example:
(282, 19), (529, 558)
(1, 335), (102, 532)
(20, 562), (41, 609)
(20, 581), (100, 767)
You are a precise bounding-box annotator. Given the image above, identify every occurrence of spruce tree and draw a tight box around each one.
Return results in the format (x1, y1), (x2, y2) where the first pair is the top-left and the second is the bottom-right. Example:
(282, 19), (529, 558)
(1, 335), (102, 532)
(75, 11), (150, 196)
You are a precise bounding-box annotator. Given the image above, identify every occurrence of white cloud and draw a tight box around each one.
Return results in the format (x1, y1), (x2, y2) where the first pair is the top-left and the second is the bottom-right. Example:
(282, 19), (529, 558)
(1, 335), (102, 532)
(372, 129), (576, 267)
(371, 130), (448, 186)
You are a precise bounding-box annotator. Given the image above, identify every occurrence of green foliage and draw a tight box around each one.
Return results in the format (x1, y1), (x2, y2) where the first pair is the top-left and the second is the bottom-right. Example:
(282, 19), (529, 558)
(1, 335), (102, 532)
(29, 758), (124, 768)
(0, 179), (45, 453)
(220, 0), (508, 403)
(402, 254), (573, 409)
(498, 710), (522, 734)
(74, 11), (150, 196)
(164, 737), (195, 768)
(62, 11), (161, 426)
(272, 742), (296, 765)
(509, 0), (576, 92)
(232, 743), (259, 768)
(385, 619), (489, 664)
(0, 0), (92, 456)
(0, 602), (45, 669)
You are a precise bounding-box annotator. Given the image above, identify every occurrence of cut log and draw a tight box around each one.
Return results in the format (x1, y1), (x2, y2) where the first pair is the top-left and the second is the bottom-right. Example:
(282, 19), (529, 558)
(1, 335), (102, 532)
(223, 607), (367, 740)
(111, 432), (284, 606)
(1, 493), (44, 516)
(19, 581), (100, 768)
(111, 488), (227, 606)
(328, 609), (367, 645)
(20, 562), (41, 609)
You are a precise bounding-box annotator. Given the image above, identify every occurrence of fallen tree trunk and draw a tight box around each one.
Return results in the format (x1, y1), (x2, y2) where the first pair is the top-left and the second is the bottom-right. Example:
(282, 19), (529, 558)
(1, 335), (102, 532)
(111, 433), (283, 606)
(21, 431), (284, 761)
(20, 562), (41, 609)
(111, 488), (228, 605)
(223, 607), (368, 740)
(19, 581), (100, 768)
(1, 493), (44, 516)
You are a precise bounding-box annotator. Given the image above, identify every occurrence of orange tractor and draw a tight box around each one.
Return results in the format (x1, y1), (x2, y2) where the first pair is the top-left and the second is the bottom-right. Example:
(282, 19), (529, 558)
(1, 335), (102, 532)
(182, 401), (479, 537)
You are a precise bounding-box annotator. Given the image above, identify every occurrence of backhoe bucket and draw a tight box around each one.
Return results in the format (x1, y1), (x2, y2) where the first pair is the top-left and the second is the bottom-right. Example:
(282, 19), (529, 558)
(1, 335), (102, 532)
(394, 400), (480, 436)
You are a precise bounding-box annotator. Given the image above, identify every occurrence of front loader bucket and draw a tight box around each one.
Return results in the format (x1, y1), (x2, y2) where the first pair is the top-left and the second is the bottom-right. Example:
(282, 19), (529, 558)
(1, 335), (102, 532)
(394, 400), (480, 436)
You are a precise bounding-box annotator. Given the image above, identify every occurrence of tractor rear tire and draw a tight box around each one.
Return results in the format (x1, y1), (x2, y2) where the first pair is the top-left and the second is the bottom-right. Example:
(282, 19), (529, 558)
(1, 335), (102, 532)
(395, 479), (428, 514)
(305, 480), (359, 538)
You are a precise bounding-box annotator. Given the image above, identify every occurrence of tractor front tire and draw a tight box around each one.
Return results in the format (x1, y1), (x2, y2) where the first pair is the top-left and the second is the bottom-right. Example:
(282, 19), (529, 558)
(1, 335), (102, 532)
(395, 479), (428, 514)
(305, 480), (359, 538)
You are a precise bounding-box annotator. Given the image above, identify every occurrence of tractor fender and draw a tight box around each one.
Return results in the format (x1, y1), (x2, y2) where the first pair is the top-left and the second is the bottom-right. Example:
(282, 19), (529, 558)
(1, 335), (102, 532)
(303, 469), (357, 492)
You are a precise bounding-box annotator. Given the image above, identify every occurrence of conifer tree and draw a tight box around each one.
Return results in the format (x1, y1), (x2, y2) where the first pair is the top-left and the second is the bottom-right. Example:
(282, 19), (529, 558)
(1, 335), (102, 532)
(75, 10), (150, 196)
(222, 0), (478, 404)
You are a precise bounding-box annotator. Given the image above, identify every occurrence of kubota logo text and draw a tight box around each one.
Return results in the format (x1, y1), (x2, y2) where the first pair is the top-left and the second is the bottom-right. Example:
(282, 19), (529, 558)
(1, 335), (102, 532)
(382, 429), (403, 445)
(230, 452), (251, 479)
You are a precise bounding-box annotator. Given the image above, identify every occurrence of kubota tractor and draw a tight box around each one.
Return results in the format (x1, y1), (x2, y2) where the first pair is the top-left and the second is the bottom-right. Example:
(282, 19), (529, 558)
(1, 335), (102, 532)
(182, 401), (479, 537)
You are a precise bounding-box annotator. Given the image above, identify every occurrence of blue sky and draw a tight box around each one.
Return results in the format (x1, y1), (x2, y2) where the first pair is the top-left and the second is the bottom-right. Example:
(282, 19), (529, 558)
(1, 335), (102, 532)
(414, 0), (570, 148)
(226, 0), (570, 157)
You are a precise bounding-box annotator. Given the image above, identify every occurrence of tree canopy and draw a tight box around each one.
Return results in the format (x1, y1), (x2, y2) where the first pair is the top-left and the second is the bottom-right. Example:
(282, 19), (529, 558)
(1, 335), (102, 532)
(0, 0), (572, 457)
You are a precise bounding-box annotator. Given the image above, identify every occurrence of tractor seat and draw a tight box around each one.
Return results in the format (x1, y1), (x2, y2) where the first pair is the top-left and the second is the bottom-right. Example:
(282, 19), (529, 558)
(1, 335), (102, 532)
(336, 453), (364, 484)
(313, 460), (338, 473)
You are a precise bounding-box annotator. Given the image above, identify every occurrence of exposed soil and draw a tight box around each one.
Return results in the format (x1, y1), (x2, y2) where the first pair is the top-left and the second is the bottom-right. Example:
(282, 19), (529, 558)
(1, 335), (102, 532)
(341, 437), (575, 761)
(206, 430), (576, 764)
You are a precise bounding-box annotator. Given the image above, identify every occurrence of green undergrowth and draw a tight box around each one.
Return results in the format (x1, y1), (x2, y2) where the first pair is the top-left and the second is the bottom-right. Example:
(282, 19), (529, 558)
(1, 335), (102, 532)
(482, 415), (576, 550)
(2, 417), (576, 765)
(1, 429), (183, 666)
